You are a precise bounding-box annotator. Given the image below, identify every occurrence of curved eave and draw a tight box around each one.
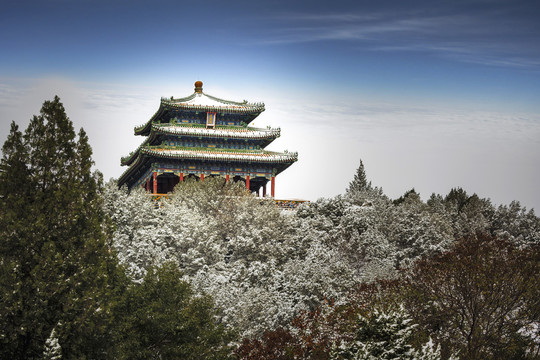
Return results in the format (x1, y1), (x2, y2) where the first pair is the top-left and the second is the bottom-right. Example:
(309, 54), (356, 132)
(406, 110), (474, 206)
(134, 123), (151, 136)
(142, 147), (298, 163)
(122, 125), (282, 166)
(118, 148), (298, 188)
(133, 95), (265, 137)
(118, 153), (150, 188)
(121, 138), (148, 166)
(134, 105), (167, 136)
(160, 100), (265, 115)
(163, 91), (265, 113)
(152, 124), (280, 140)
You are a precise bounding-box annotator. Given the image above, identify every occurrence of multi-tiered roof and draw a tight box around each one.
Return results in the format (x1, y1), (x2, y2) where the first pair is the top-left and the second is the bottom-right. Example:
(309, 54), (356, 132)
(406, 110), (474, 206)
(118, 81), (297, 196)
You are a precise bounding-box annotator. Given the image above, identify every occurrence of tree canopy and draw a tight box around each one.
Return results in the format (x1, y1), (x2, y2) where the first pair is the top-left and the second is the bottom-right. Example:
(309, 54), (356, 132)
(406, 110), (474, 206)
(0, 97), (233, 359)
(2, 97), (539, 359)
(0, 97), (123, 359)
(112, 263), (233, 360)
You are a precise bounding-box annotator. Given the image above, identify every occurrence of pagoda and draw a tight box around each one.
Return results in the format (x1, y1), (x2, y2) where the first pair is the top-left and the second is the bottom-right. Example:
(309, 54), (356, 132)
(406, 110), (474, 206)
(118, 81), (297, 197)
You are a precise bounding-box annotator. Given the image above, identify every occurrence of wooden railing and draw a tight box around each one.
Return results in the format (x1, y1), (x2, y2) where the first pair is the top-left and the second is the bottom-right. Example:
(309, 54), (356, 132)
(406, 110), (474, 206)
(274, 199), (309, 210)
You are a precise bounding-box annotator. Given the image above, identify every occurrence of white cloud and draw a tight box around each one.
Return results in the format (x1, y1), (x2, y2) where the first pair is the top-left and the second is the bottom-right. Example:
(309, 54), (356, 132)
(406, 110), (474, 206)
(265, 94), (540, 210)
(258, 9), (540, 70)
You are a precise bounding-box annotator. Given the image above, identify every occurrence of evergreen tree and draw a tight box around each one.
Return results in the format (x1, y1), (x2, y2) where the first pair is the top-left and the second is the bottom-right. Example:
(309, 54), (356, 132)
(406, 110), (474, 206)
(43, 328), (62, 360)
(330, 307), (447, 360)
(112, 262), (233, 360)
(347, 160), (371, 194)
(443, 187), (470, 212)
(490, 200), (540, 245)
(345, 159), (386, 210)
(393, 188), (420, 206)
(0, 96), (123, 359)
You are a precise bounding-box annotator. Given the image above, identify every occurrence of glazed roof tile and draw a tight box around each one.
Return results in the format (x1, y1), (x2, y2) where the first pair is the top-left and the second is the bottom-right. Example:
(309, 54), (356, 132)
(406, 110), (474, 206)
(162, 92), (265, 113)
(118, 82), (296, 189)
(154, 124), (280, 139)
(118, 147), (297, 185)
(134, 91), (265, 136)
(142, 147), (298, 163)
(122, 125), (281, 166)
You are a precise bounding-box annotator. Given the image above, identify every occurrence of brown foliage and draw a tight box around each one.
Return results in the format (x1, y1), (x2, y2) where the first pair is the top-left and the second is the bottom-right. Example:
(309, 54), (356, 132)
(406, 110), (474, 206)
(235, 300), (340, 360)
(235, 327), (295, 360)
(235, 282), (405, 360)
(236, 234), (539, 360)
(404, 233), (540, 360)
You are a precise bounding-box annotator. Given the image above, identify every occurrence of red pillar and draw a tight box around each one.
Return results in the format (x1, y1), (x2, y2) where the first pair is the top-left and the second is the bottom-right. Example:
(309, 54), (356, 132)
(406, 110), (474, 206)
(179, 172), (184, 182)
(200, 173), (205, 182)
(225, 174), (230, 183)
(271, 176), (275, 198)
(153, 172), (157, 194)
(262, 183), (267, 197)
(246, 175), (250, 190)
(146, 177), (150, 192)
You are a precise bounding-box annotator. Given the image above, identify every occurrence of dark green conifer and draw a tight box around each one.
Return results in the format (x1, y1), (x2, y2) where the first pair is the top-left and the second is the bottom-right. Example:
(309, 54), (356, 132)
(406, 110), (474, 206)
(0, 96), (123, 359)
(112, 263), (233, 360)
(347, 159), (372, 194)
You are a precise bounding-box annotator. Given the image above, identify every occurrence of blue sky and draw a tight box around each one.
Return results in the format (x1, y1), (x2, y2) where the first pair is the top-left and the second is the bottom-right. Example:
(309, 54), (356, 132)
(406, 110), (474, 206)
(1, 0), (540, 210)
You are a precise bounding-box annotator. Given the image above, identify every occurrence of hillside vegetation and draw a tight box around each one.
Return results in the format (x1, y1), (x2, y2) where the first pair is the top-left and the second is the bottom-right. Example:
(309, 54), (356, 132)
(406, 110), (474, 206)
(2, 97), (539, 359)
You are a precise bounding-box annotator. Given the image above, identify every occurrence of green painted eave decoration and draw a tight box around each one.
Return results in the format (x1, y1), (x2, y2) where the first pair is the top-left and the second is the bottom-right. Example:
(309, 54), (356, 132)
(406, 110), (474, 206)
(151, 124), (280, 139)
(141, 146), (298, 163)
(161, 92), (265, 114)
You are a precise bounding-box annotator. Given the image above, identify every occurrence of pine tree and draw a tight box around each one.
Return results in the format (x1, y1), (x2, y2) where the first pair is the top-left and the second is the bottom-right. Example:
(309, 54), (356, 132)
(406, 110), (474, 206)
(112, 263), (233, 360)
(43, 328), (62, 360)
(330, 307), (446, 360)
(0, 121), (35, 358)
(347, 159), (372, 194)
(0, 96), (123, 359)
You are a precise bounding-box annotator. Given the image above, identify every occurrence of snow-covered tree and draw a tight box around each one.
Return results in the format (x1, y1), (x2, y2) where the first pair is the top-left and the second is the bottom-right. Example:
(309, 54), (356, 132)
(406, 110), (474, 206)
(103, 157), (540, 346)
(490, 200), (540, 246)
(43, 328), (62, 360)
(347, 160), (371, 194)
(104, 178), (359, 337)
(296, 195), (396, 282)
(381, 190), (454, 267)
(330, 307), (445, 360)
